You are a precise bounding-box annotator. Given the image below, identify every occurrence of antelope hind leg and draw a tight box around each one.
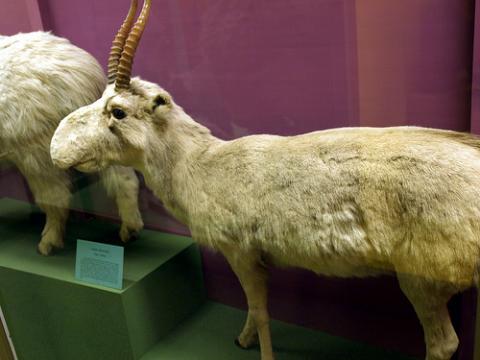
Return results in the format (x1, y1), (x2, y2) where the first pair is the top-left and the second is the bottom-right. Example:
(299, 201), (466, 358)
(398, 275), (459, 360)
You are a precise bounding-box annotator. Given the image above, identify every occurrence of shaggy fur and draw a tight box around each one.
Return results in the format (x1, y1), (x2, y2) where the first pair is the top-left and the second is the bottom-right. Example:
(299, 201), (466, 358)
(51, 77), (480, 360)
(0, 32), (143, 255)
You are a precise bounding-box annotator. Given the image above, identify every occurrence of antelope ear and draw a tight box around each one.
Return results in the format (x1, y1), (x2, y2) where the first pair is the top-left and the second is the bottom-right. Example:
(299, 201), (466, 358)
(152, 94), (169, 111)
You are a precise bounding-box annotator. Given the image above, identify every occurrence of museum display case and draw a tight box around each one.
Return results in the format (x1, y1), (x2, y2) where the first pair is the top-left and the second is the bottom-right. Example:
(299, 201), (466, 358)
(1, 1), (480, 359)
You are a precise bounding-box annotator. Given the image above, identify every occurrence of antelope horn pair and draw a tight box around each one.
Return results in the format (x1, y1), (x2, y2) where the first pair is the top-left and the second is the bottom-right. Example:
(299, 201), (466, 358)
(107, 0), (152, 91)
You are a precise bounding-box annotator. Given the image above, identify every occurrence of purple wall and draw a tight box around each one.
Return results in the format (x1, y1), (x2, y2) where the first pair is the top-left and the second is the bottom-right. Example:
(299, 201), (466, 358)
(41, 0), (360, 138)
(0, 0), (43, 35)
(1, 0), (477, 358)
(356, 0), (473, 131)
(38, 0), (474, 135)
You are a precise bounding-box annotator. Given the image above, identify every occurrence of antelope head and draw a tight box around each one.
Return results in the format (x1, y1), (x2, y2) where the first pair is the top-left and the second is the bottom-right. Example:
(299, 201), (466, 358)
(51, 0), (202, 174)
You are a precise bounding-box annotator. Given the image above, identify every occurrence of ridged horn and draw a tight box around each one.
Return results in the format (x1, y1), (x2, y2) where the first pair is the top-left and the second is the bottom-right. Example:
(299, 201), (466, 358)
(115, 0), (152, 91)
(107, 0), (138, 84)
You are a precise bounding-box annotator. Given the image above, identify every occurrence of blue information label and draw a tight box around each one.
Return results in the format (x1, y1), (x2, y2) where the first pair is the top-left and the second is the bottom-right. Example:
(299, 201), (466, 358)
(75, 240), (124, 290)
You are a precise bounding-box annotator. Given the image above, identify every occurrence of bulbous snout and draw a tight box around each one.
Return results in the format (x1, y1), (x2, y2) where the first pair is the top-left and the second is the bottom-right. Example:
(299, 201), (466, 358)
(50, 107), (102, 172)
(50, 118), (88, 170)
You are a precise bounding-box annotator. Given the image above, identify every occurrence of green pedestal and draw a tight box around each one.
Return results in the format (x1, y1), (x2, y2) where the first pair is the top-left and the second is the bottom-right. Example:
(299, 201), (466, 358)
(0, 198), (205, 360)
(141, 302), (418, 360)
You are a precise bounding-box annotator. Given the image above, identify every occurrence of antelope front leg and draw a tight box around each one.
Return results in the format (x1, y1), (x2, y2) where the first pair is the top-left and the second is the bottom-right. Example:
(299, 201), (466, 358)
(19, 166), (71, 255)
(99, 166), (143, 242)
(219, 244), (274, 360)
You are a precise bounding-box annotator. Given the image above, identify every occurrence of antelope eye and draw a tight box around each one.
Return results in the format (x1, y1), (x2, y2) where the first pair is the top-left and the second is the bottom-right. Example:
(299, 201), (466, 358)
(112, 108), (126, 120)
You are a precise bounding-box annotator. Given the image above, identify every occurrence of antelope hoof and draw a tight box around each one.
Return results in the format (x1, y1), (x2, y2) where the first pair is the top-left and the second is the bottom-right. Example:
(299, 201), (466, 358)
(234, 336), (258, 350)
(119, 221), (143, 243)
(427, 337), (459, 360)
(37, 239), (64, 256)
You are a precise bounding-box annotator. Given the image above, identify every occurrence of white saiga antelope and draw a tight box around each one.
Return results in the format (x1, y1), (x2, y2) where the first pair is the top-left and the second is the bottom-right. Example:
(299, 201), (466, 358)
(0, 30), (143, 255)
(51, 1), (479, 359)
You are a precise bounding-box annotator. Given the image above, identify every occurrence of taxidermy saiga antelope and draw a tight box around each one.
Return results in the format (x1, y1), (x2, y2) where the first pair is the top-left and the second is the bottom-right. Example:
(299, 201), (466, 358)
(51, 1), (479, 359)
(0, 31), (143, 255)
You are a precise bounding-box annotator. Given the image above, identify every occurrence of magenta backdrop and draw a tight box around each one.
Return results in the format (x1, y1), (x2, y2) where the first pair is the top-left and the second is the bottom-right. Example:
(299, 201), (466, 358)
(0, 1), (41, 35)
(1, 0), (477, 358)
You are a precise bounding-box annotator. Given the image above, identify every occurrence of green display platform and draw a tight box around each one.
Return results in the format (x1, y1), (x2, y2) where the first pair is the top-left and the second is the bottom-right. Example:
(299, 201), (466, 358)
(142, 302), (418, 360)
(0, 198), (205, 360)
